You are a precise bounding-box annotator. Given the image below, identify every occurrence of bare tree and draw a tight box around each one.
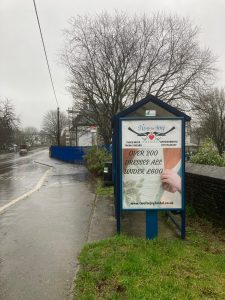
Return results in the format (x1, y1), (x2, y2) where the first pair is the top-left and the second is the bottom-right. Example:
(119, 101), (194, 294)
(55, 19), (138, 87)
(42, 110), (68, 145)
(62, 12), (216, 143)
(39, 130), (49, 145)
(192, 88), (225, 155)
(23, 126), (39, 147)
(0, 98), (19, 149)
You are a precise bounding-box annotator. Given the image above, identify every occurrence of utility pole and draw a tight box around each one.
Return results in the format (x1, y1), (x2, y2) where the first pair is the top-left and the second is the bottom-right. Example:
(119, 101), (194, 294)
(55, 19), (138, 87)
(57, 107), (60, 146)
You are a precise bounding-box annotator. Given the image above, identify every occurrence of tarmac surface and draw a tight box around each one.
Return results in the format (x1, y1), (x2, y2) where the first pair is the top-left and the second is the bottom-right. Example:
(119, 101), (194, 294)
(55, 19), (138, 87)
(0, 156), (95, 300)
(0, 149), (50, 207)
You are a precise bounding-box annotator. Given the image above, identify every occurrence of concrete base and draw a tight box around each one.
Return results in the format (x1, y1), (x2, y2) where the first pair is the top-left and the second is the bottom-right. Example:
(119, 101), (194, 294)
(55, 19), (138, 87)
(121, 211), (180, 239)
(88, 195), (181, 242)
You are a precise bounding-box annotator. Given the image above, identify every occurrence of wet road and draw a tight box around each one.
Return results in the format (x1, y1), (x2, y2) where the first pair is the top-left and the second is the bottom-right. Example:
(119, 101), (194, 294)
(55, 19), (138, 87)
(0, 149), (49, 207)
(0, 152), (94, 300)
(0, 148), (49, 173)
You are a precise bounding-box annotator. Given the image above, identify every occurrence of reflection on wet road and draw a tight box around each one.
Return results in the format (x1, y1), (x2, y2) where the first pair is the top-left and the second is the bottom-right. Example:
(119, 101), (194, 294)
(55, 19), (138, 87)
(0, 149), (49, 174)
(0, 149), (49, 207)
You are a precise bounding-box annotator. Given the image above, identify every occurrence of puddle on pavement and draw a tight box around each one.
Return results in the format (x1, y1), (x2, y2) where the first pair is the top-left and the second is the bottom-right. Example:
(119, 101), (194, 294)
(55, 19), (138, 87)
(49, 172), (90, 186)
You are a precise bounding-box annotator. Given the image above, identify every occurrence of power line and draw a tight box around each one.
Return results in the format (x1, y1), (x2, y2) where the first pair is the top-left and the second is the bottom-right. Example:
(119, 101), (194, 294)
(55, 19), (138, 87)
(32, 0), (59, 108)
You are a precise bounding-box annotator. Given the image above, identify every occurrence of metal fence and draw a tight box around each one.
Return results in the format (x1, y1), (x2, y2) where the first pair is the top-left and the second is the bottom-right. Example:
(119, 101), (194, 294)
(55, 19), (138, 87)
(49, 145), (111, 164)
(49, 146), (88, 163)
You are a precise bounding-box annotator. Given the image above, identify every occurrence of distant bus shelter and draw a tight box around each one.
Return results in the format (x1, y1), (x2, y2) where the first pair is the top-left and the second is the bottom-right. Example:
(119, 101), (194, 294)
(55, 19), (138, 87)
(112, 94), (191, 239)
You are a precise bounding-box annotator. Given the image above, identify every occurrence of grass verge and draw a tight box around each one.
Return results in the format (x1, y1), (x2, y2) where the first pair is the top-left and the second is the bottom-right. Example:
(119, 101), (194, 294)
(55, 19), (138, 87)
(95, 178), (114, 197)
(74, 217), (225, 300)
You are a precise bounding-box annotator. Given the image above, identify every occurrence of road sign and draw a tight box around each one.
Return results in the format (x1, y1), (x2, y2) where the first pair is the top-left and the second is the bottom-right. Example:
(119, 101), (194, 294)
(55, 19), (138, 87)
(90, 126), (97, 133)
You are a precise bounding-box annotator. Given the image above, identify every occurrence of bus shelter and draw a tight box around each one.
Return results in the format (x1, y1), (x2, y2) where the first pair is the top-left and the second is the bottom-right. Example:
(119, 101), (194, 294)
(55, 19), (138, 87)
(112, 94), (191, 239)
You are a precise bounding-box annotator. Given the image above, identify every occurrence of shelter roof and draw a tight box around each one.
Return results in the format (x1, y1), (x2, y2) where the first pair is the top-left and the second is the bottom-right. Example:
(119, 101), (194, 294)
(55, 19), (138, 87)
(114, 94), (191, 121)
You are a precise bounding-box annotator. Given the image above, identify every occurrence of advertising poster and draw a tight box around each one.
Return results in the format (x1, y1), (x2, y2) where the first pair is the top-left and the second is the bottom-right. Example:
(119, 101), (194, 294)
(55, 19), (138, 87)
(122, 119), (182, 209)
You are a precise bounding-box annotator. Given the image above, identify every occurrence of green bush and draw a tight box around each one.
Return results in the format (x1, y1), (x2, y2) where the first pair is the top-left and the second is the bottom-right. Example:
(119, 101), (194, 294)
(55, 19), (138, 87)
(84, 146), (112, 176)
(190, 138), (225, 167)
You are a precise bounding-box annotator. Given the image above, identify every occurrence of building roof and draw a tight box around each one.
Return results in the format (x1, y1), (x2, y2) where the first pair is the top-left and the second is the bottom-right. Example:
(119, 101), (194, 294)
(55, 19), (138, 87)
(71, 114), (95, 128)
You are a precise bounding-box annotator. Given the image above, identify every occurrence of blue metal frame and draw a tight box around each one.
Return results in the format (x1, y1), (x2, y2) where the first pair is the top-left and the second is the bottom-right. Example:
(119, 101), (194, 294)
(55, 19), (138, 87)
(119, 117), (184, 210)
(181, 118), (186, 239)
(115, 118), (121, 233)
(112, 130), (115, 184)
(146, 211), (158, 239)
(118, 116), (185, 239)
(112, 95), (190, 239)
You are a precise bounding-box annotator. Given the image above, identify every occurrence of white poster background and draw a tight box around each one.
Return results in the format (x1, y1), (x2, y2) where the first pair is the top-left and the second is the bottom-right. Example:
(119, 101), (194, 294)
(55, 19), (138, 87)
(122, 119), (182, 209)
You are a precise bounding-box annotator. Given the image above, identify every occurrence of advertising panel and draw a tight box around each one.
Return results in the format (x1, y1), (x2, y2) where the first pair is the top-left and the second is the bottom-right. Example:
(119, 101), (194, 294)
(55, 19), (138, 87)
(122, 119), (183, 210)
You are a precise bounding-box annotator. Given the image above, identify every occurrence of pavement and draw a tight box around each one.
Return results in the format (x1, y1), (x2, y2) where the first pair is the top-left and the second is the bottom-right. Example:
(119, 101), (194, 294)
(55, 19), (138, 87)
(88, 195), (116, 242)
(0, 155), (179, 300)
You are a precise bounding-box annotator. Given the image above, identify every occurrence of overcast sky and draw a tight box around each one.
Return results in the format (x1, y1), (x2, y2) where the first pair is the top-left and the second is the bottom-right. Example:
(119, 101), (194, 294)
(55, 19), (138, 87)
(1, 0), (225, 130)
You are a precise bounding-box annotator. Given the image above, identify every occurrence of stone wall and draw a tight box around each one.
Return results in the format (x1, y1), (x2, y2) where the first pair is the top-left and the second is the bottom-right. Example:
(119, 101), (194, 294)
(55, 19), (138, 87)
(185, 163), (225, 227)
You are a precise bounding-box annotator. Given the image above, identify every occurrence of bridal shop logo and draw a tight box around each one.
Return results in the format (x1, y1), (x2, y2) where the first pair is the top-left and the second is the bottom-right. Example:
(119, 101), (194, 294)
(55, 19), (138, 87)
(128, 125), (175, 142)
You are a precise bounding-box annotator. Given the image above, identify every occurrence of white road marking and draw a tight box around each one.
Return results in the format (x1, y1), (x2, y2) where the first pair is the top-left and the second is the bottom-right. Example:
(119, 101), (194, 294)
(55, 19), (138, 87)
(0, 168), (52, 214)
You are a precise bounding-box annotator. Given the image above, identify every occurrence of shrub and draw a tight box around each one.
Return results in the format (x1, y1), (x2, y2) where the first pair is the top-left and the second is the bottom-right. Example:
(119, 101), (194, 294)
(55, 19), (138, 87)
(190, 138), (225, 167)
(84, 146), (112, 176)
